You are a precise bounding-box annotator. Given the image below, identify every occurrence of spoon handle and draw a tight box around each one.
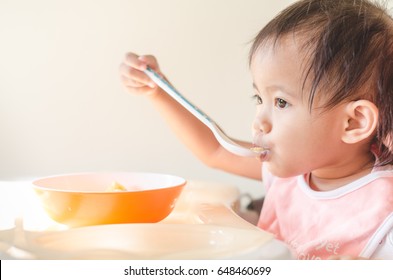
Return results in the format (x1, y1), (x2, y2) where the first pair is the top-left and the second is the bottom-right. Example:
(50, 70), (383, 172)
(144, 67), (215, 128)
(144, 67), (263, 157)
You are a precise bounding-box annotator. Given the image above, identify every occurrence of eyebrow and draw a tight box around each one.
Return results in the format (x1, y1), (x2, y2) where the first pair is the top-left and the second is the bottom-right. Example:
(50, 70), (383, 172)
(253, 83), (297, 98)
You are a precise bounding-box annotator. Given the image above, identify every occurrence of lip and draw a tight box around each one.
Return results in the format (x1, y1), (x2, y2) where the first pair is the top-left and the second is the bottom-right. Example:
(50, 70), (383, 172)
(257, 149), (270, 162)
(252, 143), (270, 162)
(252, 142), (270, 154)
(252, 134), (271, 161)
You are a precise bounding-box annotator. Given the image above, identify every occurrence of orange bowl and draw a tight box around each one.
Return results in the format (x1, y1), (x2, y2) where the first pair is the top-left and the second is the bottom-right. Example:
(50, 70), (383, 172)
(32, 172), (186, 227)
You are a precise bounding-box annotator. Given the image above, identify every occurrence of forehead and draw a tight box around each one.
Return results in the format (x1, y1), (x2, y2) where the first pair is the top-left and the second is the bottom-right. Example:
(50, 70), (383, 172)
(250, 35), (308, 72)
(250, 35), (311, 97)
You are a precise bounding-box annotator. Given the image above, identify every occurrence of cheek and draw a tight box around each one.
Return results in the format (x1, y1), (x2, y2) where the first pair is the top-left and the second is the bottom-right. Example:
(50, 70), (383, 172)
(267, 144), (315, 177)
(273, 117), (306, 146)
(272, 120), (340, 172)
(277, 121), (324, 155)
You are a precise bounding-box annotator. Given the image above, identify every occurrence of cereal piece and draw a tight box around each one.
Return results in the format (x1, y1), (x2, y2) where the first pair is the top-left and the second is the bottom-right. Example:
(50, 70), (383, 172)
(106, 181), (127, 192)
(250, 147), (265, 153)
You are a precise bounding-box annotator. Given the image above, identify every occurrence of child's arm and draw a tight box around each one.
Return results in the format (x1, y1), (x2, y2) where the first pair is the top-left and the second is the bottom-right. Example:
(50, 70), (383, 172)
(119, 52), (262, 180)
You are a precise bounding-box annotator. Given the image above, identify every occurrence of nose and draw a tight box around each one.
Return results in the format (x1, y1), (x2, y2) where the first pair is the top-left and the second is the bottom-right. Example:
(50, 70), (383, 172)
(252, 109), (271, 135)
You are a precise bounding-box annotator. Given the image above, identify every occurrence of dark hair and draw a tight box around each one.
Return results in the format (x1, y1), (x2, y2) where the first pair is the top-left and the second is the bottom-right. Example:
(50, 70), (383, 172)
(249, 0), (393, 166)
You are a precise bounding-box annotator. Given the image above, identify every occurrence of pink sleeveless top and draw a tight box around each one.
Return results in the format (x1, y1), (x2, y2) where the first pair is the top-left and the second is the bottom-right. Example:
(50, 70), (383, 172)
(258, 165), (393, 259)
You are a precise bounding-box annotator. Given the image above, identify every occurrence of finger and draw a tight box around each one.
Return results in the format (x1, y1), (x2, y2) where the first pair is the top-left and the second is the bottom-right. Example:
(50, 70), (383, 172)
(123, 52), (148, 71)
(138, 55), (160, 72)
(120, 75), (146, 88)
(119, 63), (156, 88)
(124, 85), (158, 96)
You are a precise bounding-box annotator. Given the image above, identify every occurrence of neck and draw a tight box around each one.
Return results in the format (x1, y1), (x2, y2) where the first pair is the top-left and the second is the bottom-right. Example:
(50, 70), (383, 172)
(309, 152), (375, 191)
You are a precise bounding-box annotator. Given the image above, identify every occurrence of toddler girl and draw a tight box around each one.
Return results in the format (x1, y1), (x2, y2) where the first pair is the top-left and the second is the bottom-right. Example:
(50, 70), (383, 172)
(119, 0), (393, 259)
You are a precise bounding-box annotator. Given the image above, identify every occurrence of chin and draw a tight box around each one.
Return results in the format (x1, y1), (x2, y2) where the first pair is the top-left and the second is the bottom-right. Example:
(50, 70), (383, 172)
(267, 164), (303, 178)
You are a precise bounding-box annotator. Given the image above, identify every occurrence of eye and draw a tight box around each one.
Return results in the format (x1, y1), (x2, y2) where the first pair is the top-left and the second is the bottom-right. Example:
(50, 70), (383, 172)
(252, 94), (263, 105)
(275, 98), (289, 109)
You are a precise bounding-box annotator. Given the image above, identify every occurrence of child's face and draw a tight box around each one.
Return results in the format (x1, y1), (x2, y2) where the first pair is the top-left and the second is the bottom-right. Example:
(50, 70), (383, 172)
(251, 36), (348, 178)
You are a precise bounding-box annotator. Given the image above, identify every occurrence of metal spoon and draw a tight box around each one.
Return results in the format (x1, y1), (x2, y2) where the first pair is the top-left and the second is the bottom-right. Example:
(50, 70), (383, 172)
(144, 67), (265, 157)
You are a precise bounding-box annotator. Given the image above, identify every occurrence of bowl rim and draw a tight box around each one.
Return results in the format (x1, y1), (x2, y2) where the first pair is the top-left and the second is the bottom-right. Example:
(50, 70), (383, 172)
(32, 171), (187, 194)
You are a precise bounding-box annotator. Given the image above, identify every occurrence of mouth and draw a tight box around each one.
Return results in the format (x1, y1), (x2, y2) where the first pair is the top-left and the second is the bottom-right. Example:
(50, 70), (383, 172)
(251, 144), (270, 162)
(258, 149), (270, 162)
(252, 135), (270, 161)
(250, 146), (265, 153)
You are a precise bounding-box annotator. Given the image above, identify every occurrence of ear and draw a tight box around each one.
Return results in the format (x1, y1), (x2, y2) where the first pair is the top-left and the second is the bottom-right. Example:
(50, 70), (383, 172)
(341, 100), (378, 144)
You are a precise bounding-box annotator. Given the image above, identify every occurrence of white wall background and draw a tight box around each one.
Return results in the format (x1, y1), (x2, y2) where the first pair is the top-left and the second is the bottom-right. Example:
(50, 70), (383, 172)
(1, 0), (390, 197)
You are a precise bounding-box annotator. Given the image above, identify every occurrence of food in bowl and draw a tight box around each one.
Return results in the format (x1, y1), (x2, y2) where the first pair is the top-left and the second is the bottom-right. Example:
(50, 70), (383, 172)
(105, 181), (128, 192)
(104, 181), (142, 192)
(32, 172), (186, 227)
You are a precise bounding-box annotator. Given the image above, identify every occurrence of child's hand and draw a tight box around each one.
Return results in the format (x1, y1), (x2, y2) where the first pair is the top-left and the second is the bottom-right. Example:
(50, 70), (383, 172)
(119, 52), (162, 96)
